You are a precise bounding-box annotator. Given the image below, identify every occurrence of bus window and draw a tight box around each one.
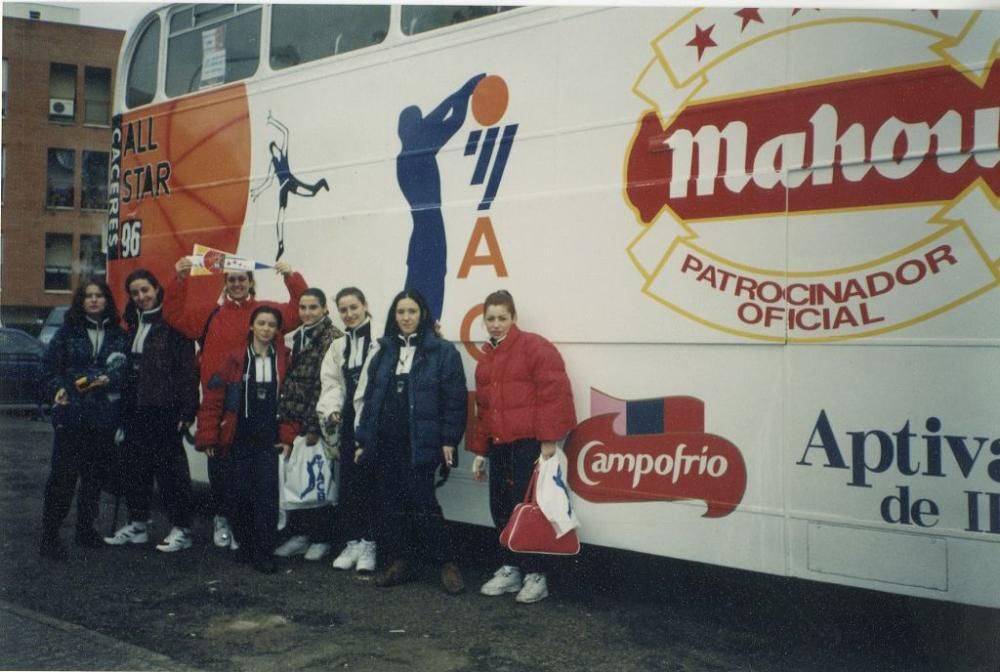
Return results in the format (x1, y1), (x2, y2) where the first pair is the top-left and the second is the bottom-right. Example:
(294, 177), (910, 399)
(125, 17), (160, 109)
(165, 4), (261, 98)
(270, 4), (390, 70)
(401, 5), (516, 36)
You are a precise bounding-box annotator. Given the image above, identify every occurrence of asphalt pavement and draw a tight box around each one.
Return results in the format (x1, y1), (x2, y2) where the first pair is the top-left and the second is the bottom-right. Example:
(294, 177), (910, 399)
(0, 413), (997, 672)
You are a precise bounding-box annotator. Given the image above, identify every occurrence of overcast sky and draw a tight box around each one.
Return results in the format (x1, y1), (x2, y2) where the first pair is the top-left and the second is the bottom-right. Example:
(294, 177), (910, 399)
(33, 2), (158, 31)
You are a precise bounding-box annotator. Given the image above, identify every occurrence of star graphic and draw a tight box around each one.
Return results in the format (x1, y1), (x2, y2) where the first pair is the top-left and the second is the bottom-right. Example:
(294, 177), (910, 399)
(734, 8), (764, 32)
(686, 23), (718, 61)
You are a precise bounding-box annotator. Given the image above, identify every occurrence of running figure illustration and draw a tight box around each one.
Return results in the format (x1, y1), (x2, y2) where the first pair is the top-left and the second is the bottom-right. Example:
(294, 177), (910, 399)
(396, 73), (485, 321)
(251, 112), (330, 260)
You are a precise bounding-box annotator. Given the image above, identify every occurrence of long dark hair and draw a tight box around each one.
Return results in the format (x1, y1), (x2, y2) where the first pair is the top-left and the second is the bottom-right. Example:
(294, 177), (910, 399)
(122, 269), (164, 329)
(383, 289), (433, 340)
(66, 278), (119, 327)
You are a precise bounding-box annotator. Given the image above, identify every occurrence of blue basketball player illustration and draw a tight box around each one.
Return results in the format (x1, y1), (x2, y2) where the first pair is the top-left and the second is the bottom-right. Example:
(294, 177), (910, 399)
(251, 112), (330, 260)
(396, 74), (485, 320)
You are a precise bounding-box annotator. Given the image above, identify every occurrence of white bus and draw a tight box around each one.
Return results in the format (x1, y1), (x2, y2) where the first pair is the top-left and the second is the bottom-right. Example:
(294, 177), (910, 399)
(106, 4), (1000, 609)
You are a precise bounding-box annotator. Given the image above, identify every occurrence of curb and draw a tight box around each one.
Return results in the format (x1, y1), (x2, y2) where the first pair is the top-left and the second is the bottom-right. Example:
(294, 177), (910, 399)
(0, 600), (205, 672)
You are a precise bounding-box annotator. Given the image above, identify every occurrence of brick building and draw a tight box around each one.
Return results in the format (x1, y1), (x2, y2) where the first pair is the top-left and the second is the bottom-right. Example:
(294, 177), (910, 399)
(1, 5), (123, 332)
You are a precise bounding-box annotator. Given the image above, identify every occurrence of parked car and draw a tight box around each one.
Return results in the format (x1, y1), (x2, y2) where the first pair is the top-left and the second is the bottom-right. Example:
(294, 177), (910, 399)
(38, 306), (68, 346)
(0, 328), (47, 409)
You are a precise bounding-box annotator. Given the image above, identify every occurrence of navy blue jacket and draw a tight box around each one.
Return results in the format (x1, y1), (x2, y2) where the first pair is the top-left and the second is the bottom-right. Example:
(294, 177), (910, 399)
(42, 317), (128, 427)
(356, 329), (467, 468)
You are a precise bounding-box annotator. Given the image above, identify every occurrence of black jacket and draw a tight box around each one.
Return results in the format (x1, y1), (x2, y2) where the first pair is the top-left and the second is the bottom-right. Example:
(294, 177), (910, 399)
(125, 307), (199, 422)
(42, 317), (128, 427)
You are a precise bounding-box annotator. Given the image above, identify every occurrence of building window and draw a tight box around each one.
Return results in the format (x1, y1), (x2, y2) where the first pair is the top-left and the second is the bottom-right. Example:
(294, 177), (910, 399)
(84, 67), (111, 125)
(400, 5), (515, 36)
(270, 5), (389, 70)
(48, 63), (77, 122)
(127, 17), (160, 108)
(44, 234), (73, 291)
(166, 4), (261, 98)
(79, 235), (107, 281)
(81, 151), (109, 210)
(47, 148), (75, 208)
(3, 59), (8, 116)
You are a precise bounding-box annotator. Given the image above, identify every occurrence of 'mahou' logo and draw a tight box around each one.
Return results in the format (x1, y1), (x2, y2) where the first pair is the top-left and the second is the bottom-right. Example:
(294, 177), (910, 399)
(624, 9), (999, 342)
(565, 390), (746, 517)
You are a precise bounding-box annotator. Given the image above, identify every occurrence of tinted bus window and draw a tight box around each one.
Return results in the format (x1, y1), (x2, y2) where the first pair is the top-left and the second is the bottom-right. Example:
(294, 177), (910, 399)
(270, 4), (389, 70)
(126, 17), (160, 108)
(401, 5), (516, 36)
(165, 5), (261, 98)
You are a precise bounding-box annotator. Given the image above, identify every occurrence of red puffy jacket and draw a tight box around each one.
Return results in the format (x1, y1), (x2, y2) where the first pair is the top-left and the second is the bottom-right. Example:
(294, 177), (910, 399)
(161, 271), (307, 449)
(469, 323), (577, 455)
(197, 340), (292, 453)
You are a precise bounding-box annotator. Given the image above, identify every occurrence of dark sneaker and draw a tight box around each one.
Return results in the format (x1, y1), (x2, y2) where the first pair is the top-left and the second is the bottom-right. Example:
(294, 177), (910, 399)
(441, 562), (466, 595)
(374, 559), (411, 587)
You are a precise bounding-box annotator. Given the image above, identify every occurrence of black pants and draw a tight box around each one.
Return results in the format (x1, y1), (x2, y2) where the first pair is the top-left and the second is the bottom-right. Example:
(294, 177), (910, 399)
(337, 428), (376, 542)
(41, 421), (111, 537)
(228, 441), (279, 561)
(122, 407), (194, 528)
(489, 438), (548, 574)
(375, 439), (454, 566)
(283, 505), (334, 543)
(207, 453), (231, 518)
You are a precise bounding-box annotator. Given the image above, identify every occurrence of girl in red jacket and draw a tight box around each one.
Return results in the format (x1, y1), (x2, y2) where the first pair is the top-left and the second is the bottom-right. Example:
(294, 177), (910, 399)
(469, 290), (577, 604)
(163, 257), (306, 550)
(198, 305), (290, 573)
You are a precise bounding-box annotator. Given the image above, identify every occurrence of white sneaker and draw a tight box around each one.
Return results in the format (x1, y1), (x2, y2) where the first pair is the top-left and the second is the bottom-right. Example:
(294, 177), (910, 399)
(104, 522), (149, 546)
(515, 573), (549, 604)
(229, 537), (240, 551)
(304, 543), (331, 561)
(155, 527), (193, 553)
(213, 516), (232, 548)
(273, 535), (310, 557)
(331, 540), (361, 570)
(480, 565), (522, 596)
(355, 539), (376, 573)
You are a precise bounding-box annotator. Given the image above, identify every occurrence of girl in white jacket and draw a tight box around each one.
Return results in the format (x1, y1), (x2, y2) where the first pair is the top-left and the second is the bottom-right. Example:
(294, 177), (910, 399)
(316, 287), (382, 572)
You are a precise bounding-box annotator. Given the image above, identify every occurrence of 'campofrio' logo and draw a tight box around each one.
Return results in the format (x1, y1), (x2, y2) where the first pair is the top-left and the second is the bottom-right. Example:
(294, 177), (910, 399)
(565, 390), (746, 517)
(624, 9), (999, 342)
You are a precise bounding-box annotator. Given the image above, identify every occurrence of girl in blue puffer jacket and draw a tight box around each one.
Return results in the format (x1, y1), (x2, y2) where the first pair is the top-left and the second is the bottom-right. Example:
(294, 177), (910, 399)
(354, 289), (468, 594)
(39, 279), (128, 560)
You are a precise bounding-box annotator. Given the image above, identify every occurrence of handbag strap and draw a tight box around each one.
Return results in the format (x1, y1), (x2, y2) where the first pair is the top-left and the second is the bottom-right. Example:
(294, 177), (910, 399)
(522, 465), (541, 505)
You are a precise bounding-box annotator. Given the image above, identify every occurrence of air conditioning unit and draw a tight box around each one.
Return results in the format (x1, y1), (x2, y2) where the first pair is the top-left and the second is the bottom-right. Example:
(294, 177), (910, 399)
(49, 98), (74, 118)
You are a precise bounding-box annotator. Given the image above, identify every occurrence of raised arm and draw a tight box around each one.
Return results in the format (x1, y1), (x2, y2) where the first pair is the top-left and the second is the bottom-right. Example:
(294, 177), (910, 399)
(162, 257), (224, 340)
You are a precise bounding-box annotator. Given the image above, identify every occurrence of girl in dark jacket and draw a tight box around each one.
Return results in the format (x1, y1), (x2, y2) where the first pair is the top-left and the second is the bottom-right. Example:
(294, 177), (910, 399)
(469, 290), (577, 604)
(199, 305), (290, 573)
(39, 279), (128, 560)
(103, 270), (200, 553)
(354, 289), (468, 594)
(274, 288), (342, 561)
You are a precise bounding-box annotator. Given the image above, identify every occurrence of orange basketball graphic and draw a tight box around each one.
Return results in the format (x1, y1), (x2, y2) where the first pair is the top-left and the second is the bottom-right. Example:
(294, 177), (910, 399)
(114, 85), (251, 308)
(471, 75), (509, 127)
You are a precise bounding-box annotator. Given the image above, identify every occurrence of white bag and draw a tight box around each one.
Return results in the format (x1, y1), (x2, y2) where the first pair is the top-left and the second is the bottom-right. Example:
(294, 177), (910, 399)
(279, 434), (337, 510)
(535, 447), (581, 538)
